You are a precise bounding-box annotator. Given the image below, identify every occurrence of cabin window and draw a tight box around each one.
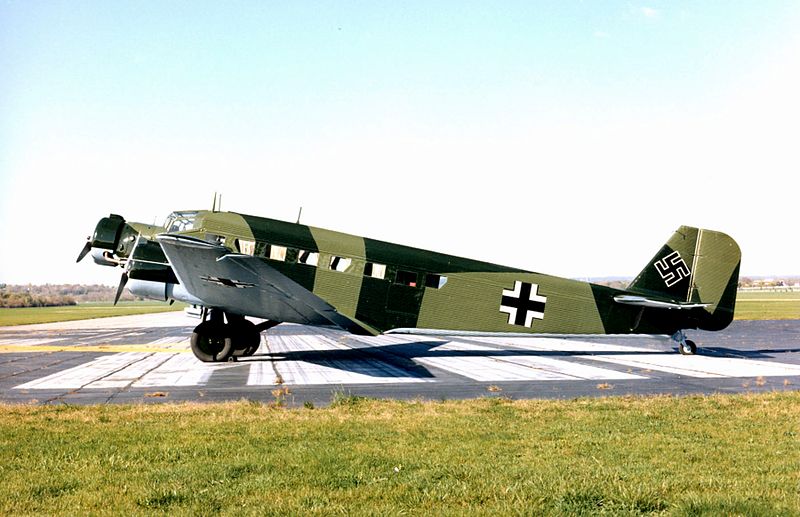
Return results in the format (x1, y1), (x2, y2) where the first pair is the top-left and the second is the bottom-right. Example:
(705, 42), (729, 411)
(268, 244), (287, 262)
(425, 274), (448, 289)
(364, 262), (387, 280)
(329, 255), (353, 272)
(237, 239), (256, 256)
(395, 270), (418, 287)
(298, 249), (319, 266)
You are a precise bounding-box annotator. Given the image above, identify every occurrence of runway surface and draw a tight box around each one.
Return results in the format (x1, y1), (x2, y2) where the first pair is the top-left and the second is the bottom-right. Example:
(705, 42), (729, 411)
(1, 312), (799, 405)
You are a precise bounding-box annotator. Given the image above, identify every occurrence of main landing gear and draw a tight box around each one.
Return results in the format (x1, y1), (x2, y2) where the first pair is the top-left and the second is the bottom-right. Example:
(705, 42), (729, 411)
(190, 308), (280, 362)
(672, 330), (697, 355)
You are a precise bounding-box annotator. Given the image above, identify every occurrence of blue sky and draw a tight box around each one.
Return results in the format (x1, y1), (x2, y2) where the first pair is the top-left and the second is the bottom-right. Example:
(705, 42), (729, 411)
(2, 1), (799, 284)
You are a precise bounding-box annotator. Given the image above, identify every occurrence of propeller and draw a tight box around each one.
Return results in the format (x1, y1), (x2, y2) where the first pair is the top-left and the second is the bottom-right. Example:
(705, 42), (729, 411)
(113, 272), (129, 305)
(76, 238), (93, 263)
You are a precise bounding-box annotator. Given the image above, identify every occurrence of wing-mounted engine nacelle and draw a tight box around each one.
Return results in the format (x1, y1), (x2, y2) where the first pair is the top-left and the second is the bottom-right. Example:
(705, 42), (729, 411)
(127, 237), (178, 284)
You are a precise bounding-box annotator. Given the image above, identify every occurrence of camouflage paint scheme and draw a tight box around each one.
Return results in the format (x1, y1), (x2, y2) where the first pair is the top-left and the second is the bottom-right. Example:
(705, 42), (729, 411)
(115, 210), (740, 338)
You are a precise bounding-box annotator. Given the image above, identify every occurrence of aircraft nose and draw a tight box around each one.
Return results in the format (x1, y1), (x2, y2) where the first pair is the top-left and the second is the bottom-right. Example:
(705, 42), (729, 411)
(76, 214), (139, 262)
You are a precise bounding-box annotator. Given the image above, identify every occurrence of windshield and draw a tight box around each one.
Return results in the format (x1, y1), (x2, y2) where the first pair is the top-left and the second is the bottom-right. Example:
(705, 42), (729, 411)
(164, 211), (198, 232)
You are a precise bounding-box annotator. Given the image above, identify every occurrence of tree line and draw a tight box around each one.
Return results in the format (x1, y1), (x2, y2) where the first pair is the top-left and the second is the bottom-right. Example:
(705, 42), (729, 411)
(0, 284), (140, 308)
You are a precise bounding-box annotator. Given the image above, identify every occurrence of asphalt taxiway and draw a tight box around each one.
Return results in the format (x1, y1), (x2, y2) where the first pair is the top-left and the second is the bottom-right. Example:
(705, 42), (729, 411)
(1, 312), (799, 405)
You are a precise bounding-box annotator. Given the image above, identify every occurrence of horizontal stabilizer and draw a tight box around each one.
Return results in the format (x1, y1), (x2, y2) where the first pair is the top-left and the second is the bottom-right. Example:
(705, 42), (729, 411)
(613, 295), (710, 310)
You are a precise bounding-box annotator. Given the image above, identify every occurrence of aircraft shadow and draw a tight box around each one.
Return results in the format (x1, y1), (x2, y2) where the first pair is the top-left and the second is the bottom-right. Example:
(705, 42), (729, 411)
(242, 337), (687, 381)
(701, 347), (800, 360)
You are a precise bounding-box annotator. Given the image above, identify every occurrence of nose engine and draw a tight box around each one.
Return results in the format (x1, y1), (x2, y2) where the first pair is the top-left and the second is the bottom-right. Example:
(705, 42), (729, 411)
(77, 214), (175, 304)
(76, 214), (138, 264)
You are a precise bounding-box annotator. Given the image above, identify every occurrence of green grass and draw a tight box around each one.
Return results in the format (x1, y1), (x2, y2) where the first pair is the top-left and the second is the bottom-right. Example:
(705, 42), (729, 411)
(734, 291), (800, 320)
(0, 392), (798, 515)
(0, 301), (184, 326)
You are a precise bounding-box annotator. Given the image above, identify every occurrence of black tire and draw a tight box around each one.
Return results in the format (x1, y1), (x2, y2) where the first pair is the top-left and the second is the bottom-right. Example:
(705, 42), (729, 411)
(679, 339), (697, 355)
(231, 320), (261, 358)
(241, 340), (261, 357)
(190, 321), (233, 362)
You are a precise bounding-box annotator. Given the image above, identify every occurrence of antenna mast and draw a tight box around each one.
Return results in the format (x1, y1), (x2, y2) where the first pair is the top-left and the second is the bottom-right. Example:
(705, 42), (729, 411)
(211, 192), (222, 212)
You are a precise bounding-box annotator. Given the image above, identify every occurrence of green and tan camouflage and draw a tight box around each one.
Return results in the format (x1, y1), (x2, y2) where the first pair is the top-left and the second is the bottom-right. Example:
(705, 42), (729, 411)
(77, 209), (741, 361)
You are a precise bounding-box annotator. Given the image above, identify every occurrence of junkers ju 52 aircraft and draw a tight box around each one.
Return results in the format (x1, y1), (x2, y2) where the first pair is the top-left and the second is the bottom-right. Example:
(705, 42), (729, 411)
(77, 209), (741, 362)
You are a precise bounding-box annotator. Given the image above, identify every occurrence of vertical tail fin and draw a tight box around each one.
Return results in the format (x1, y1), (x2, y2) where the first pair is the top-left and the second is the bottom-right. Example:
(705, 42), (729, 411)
(627, 226), (741, 330)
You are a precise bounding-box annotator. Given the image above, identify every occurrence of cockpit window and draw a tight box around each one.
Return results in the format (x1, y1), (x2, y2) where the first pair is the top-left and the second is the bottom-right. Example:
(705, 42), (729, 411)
(164, 211), (198, 232)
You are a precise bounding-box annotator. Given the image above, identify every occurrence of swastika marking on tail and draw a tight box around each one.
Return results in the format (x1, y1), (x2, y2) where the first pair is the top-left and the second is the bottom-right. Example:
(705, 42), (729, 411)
(654, 251), (690, 287)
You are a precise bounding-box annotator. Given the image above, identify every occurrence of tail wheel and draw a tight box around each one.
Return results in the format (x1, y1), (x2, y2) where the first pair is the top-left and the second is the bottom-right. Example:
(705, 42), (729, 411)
(190, 321), (234, 362)
(679, 339), (697, 355)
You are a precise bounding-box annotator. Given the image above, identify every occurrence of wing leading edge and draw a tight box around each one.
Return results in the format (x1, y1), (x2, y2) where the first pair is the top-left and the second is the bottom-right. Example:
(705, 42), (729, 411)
(157, 234), (376, 335)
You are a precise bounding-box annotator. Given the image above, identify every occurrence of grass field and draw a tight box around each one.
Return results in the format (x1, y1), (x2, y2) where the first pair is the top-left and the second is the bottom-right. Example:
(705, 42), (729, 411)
(0, 301), (183, 327)
(0, 392), (798, 515)
(734, 291), (800, 321)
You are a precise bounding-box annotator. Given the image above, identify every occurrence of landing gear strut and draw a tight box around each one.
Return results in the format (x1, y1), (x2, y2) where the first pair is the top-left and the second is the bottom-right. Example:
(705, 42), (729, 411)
(190, 309), (274, 362)
(672, 330), (697, 355)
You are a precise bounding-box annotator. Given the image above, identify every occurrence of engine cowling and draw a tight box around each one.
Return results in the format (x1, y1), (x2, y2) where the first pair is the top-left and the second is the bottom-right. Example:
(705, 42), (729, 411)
(77, 214), (139, 263)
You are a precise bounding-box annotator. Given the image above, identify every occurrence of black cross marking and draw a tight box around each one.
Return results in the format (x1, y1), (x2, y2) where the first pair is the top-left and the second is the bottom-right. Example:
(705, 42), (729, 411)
(200, 275), (256, 289)
(499, 281), (547, 327)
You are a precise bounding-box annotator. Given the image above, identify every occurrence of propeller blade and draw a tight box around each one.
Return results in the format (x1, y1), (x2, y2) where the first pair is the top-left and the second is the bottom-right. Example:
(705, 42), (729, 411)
(114, 272), (128, 305)
(76, 240), (92, 263)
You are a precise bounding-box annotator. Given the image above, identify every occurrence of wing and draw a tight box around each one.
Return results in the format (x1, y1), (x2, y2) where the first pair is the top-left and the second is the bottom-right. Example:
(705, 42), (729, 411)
(157, 234), (376, 335)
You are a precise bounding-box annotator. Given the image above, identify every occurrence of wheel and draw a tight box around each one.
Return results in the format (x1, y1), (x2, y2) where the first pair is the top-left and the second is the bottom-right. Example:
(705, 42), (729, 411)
(679, 339), (697, 355)
(231, 319), (261, 358)
(241, 339), (261, 357)
(190, 321), (233, 362)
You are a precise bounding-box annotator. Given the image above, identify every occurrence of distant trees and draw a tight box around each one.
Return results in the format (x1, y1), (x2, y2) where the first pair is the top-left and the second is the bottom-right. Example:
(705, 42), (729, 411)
(0, 290), (76, 308)
(738, 277), (800, 289)
(0, 284), (142, 308)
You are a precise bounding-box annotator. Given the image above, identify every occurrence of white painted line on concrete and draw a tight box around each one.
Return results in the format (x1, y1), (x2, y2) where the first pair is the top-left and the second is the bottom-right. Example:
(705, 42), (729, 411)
(586, 354), (800, 378)
(251, 332), (430, 385)
(416, 354), (572, 381)
(134, 354), (235, 387)
(497, 355), (645, 380)
(147, 336), (191, 346)
(415, 342), (643, 381)
(15, 352), (151, 390)
(87, 354), (172, 389)
(247, 362), (277, 386)
(16, 352), (240, 390)
(268, 358), (427, 385)
(0, 337), (67, 346)
(483, 337), (657, 354)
